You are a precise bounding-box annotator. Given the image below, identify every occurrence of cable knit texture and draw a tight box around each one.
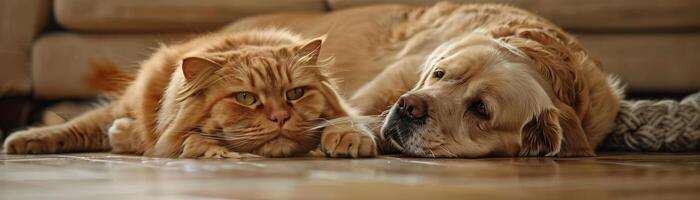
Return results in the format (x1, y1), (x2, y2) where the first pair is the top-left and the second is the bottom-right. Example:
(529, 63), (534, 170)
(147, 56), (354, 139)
(601, 92), (700, 151)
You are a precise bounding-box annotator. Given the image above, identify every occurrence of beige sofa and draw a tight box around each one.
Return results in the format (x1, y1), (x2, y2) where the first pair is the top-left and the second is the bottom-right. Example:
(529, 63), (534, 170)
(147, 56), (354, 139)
(1, 0), (699, 131)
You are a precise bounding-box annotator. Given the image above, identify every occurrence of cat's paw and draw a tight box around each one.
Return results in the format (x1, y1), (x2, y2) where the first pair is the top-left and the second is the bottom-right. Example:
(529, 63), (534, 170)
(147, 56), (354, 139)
(3, 129), (59, 154)
(180, 134), (261, 159)
(321, 124), (378, 158)
(200, 146), (261, 159)
(108, 118), (135, 153)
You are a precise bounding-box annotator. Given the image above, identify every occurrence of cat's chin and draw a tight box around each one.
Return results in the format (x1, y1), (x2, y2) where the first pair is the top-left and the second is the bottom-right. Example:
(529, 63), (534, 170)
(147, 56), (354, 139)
(253, 136), (315, 157)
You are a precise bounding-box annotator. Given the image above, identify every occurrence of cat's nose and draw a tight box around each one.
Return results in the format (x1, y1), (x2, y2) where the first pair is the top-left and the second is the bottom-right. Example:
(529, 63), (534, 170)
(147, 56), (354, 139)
(269, 110), (290, 127)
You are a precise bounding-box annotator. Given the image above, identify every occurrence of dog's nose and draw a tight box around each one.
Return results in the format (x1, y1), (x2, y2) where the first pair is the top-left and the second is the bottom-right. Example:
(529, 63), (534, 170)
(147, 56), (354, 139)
(397, 95), (427, 119)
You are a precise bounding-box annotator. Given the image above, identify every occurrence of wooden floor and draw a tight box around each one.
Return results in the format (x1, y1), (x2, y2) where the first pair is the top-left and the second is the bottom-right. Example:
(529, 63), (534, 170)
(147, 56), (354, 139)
(1, 152), (699, 200)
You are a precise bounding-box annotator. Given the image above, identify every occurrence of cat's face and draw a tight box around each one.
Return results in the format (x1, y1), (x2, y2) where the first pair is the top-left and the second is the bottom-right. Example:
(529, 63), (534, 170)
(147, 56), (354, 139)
(182, 39), (344, 157)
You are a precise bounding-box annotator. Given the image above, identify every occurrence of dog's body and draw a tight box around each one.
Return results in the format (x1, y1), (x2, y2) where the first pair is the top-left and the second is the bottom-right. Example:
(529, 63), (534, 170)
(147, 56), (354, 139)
(225, 2), (622, 157)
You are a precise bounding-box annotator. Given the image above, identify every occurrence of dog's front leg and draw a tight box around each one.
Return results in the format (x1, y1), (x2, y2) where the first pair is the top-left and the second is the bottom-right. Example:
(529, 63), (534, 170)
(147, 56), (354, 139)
(349, 56), (423, 115)
(349, 56), (423, 154)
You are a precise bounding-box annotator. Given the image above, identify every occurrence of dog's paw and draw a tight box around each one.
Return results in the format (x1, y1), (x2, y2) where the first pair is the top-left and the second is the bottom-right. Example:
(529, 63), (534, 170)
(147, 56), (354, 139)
(321, 124), (378, 158)
(3, 129), (59, 154)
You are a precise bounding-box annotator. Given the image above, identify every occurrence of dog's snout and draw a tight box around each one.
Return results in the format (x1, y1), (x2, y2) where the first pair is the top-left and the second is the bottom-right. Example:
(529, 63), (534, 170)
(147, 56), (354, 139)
(397, 95), (427, 119)
(383, 94), (428, 145)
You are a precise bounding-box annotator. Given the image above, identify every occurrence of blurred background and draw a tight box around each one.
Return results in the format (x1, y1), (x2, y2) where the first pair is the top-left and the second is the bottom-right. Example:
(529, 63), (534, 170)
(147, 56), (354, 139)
(1, 0), (699, 138)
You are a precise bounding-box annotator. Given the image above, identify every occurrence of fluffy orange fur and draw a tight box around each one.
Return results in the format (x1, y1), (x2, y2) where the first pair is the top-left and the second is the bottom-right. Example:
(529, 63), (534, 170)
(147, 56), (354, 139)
(4, 29), (377, 158)
(6, 2), (622, 158)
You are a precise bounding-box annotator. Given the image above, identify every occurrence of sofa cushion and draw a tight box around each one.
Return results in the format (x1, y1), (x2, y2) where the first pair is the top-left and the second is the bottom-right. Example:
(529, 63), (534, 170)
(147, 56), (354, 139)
(578, 33), (700, 92)
(30, 32), (699, 99)
(327, 0), (700, 31)
(55, 0), (328, 32)
(32, 33), (189, 99)
(0, 0), (50, 96)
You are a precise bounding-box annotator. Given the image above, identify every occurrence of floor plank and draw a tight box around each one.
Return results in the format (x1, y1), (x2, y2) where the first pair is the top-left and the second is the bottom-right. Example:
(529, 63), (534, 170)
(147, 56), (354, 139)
(1, 152), (699, 200)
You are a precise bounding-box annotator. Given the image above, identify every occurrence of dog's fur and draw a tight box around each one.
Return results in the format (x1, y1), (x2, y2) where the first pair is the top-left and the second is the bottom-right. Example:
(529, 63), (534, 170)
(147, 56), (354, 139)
(225, 2), (622, 157)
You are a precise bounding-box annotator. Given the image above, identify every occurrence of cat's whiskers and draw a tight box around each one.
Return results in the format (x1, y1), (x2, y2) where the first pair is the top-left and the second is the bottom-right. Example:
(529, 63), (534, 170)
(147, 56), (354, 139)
(306, 115), (384, 130)
(192, 125), (272, 142)
(195, 124), (262, 133)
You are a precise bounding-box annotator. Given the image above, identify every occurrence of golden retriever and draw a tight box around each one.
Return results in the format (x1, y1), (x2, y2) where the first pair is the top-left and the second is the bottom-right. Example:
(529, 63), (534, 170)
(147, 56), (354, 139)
(204, 2), (622, 157)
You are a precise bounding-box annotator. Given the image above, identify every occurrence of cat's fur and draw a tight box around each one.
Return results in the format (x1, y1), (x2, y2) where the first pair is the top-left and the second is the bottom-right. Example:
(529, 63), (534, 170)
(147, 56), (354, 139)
(4, 29), (377, 158)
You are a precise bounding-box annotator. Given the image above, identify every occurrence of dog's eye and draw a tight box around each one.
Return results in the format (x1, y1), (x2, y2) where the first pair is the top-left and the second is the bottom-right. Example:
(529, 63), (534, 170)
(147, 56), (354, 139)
(471, 101), (490, 119)
(433, 70), (445, 79)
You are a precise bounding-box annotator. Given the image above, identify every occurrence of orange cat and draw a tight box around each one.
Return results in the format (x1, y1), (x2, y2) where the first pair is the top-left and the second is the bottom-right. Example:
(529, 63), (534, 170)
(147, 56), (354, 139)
(3, 29), (377, 158)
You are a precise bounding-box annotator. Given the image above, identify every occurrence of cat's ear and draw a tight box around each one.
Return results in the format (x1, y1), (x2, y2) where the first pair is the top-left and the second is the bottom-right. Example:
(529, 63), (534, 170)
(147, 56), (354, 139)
(181, 57), (219, 81)
(297, 37), (324, 64)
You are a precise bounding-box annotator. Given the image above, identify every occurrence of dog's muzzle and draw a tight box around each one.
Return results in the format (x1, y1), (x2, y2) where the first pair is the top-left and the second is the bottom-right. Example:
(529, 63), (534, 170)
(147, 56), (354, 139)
(381, 94), (428, 146)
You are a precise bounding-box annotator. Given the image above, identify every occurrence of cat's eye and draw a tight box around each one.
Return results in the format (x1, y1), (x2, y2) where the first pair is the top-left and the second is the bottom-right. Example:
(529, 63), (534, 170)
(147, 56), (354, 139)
(433, 70), (445, 79)
(234, 92), (257, 105)
(286, 87), (305, 100)
(471, 101), (490, 119)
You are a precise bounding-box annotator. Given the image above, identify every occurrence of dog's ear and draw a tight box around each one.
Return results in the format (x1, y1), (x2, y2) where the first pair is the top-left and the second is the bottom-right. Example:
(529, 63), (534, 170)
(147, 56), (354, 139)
(498, 27), (591, 116)
(497, 26), (595, 157)
(519, 109), (562, 156)
(519, 102), (595, 157)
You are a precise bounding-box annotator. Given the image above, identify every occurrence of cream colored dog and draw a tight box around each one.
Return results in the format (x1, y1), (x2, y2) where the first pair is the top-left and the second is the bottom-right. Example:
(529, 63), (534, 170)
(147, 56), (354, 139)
(212, 2), (621, 157)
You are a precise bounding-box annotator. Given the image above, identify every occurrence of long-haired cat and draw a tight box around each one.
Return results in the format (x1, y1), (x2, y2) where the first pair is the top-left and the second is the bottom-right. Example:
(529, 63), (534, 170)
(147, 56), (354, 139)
(3, 29), (377, 158)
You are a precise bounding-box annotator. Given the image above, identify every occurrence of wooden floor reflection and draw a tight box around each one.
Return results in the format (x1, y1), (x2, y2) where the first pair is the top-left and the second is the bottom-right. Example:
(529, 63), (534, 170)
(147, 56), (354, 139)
(1, 152), (699, 199)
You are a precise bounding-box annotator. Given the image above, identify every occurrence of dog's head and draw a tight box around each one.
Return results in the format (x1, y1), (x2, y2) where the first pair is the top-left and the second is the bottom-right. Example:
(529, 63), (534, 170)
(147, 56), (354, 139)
(381, 32), (596, 157)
